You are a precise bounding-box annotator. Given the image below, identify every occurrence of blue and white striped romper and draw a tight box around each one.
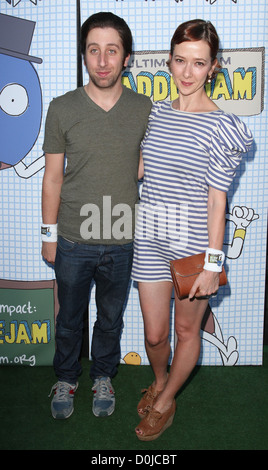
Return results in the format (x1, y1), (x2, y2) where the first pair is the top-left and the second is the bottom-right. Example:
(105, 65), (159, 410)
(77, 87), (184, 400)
(131, 100), (253, 282)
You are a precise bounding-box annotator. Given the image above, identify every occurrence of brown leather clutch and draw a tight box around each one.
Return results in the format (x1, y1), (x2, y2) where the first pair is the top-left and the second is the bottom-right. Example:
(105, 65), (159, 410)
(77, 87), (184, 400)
(170, 252), (227, 300)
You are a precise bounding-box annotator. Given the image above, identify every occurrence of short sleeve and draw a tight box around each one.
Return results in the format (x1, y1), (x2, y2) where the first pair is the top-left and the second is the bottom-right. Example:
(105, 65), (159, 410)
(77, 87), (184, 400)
(205, 113), (253, 192)
(42, 99), (66, 154)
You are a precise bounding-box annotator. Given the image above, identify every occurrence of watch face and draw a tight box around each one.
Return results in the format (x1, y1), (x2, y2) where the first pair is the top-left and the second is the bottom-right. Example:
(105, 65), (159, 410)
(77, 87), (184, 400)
(208, 254), (223, 266)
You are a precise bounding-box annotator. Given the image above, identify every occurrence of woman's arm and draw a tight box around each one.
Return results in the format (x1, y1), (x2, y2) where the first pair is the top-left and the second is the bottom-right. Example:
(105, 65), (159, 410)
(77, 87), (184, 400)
(189, 186), (226, 299)
(207, 186), (226, 250)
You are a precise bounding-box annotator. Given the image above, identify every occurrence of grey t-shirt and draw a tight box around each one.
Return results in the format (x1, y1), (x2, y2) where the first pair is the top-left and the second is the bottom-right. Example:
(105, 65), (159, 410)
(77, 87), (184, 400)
(43, 86), (152, 244)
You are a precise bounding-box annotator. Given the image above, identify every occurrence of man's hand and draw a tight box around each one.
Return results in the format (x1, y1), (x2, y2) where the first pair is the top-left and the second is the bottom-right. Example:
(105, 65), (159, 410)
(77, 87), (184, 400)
(42, 241), (57, 265)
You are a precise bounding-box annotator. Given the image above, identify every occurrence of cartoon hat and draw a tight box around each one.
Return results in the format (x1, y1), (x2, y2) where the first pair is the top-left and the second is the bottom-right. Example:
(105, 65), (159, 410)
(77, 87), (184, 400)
(0, 13), (42, 64)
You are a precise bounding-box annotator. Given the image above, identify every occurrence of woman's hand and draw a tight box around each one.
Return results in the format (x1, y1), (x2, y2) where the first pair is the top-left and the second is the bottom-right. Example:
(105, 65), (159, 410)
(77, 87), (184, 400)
(189, 269), (220, 300)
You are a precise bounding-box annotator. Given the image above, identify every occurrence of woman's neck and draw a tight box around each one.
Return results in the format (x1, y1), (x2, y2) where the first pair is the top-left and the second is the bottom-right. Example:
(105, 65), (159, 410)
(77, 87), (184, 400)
(173, 91), (219, 113)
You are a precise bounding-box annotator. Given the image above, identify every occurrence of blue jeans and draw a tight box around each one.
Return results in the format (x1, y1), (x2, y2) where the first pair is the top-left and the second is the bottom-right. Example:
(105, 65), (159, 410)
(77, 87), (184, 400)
(54, 236), (133, 384)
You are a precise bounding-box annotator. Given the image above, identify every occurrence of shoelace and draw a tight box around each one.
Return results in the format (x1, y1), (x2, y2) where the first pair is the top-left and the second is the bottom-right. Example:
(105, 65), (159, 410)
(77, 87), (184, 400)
(48, 382), (75, 399)
(141, 387), (158, 399)
(92, 379), (114, 399)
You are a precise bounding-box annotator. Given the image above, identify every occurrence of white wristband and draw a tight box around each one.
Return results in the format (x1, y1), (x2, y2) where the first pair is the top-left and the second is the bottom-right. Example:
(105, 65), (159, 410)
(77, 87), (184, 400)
(41, 223), (58, 243)
(204, 248), (225, 272)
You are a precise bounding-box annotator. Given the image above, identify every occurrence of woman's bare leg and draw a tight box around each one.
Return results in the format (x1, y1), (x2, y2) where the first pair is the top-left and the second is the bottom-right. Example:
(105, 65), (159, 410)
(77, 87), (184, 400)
(136, 286), (208, 437)
(152, 295), (209, 413)
(138, 281), (173, 390)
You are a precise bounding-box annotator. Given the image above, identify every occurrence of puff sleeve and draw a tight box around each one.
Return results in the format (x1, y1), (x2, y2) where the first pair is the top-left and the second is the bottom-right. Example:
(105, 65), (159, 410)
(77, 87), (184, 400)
(205, 113), (253, 192)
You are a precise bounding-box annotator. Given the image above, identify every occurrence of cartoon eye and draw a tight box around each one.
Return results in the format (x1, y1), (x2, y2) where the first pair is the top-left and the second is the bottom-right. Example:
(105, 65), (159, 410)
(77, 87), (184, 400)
(0, 83), (29, 116)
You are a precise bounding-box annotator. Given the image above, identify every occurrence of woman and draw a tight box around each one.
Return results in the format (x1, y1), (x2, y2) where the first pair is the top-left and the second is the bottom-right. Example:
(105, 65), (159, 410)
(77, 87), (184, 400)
(132, 19), (253, 441)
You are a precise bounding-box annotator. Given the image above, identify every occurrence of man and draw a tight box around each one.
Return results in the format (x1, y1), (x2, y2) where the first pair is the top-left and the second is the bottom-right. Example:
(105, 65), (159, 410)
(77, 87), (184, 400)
(42, 12), (151, 419)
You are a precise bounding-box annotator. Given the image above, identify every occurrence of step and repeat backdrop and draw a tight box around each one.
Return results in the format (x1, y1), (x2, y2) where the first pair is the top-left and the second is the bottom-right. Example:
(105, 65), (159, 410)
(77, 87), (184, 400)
(0, 0), (267, 367)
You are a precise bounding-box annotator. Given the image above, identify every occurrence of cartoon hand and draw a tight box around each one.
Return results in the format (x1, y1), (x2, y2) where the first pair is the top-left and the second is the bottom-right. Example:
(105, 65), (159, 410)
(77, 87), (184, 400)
(226, 205), (259, 229)
(225, 206), (259, 259)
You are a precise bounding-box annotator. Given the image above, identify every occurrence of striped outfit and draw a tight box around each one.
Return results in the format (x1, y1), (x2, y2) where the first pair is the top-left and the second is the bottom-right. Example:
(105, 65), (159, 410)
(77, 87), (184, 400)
(132, 100), (253, 282)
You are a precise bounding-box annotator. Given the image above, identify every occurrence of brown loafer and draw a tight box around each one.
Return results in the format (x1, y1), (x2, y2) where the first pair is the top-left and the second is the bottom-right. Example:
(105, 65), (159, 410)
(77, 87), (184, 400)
(137, 384), (162, 419)
(135, 399), (176, 441)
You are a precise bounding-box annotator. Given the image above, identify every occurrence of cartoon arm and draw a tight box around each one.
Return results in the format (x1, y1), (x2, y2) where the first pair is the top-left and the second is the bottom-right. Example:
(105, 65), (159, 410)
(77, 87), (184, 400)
(224, 206), (259, 259)
(14, 154), (45, 178)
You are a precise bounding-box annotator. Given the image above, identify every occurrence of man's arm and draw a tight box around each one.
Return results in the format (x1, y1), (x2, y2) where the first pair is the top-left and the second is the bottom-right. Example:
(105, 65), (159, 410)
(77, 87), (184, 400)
(41, 153), (65, 264)
(138, 151), (144, 180)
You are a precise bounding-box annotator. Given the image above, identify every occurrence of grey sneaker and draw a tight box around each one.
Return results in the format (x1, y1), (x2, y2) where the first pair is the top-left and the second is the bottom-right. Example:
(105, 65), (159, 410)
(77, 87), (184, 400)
(92, 376), (115, 417)
(49, 381), (78, 419)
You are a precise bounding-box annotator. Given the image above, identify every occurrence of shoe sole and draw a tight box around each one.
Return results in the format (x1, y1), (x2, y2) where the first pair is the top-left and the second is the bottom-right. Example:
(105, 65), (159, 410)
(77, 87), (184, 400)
(136, 412), (175, 441)
(51, 408), (74, 419)
(138, 410), (148, 419)
(92, 406), (115, 417)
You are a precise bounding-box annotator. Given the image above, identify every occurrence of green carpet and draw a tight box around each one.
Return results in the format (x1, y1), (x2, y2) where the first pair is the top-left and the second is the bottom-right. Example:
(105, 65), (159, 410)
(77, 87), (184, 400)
(0, 347), (267, 451)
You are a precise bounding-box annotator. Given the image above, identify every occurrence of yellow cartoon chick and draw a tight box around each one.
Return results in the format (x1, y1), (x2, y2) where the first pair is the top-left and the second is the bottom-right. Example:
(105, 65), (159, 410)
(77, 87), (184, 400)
(123, 351), (141, 365)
